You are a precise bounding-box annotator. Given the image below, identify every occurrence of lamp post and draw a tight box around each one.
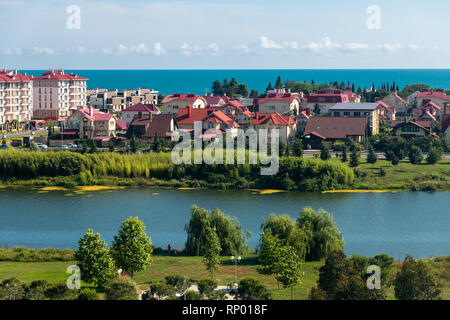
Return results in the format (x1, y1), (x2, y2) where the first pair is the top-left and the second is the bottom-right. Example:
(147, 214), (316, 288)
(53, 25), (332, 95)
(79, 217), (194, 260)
(230, 255), (241, 288)
(174, 277), (188, 300)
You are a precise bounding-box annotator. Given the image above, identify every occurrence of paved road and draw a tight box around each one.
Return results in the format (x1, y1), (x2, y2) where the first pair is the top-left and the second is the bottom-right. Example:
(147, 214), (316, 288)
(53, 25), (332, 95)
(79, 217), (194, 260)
(1, 129), (47, 138)
(303, 149), (450, 159)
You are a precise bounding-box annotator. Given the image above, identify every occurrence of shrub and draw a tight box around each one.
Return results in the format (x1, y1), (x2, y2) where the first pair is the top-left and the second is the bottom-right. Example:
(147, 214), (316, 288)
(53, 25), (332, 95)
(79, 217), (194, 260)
(367, 146), (377, 164)
(197, 278), (217, 299)
(320, 143), (331, 161)
(408, 146), (423, 165)
(77, 288), (98, 300)
(349, 149), (359, 167)
(0, 277), (24, 300)
(426, 147), (442, 165)
(236, 277), (272, 300)
(104, 281), (138, 300)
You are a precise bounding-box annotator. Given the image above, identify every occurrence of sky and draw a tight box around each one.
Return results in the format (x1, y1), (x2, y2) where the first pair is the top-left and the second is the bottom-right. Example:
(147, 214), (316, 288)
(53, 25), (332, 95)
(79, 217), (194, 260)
(1, 0), (450, 69)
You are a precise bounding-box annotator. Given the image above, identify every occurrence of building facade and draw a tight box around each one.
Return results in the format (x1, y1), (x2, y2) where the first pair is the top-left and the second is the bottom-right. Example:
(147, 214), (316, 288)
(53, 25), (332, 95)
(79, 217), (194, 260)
(33, 70), (88, 120)
(0, 70), (33, 130)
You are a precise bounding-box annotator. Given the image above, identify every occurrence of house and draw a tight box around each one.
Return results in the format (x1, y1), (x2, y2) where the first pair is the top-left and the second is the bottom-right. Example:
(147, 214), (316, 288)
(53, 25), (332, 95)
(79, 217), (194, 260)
(441, 103), (450, 143)
(407, 91), (420, 104)
(216, 100), (253, 127)
(203, 95), (229, 108)
(416, 91), (450, 109)
(66, 107), (117, 139)
(392, 120), (432, 138)
(305, 91), (349, 115)
(251, 112), (297, 144)
(115, 118), (128, 135)
(202, 110), (240, 137)
(122, 103), (160, 124)
(256, 93), (301, 115)
(381, 91), (408, 118)
(302, 117), (368, 148)
(296, 109), (312, 135)
(128, 114), (177, 141)
(175, 107), (211, 131)
(161, 94), (207, 115)
(376, 101), (396, 121)
(328, 103), (381, 135)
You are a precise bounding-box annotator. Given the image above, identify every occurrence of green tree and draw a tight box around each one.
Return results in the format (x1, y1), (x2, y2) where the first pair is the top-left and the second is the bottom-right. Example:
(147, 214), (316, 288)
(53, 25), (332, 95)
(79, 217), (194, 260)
(426, 146), (442, 164)
(236, 277), (272, 300)
(273, 245), (304, 300)
(408, 145), (423, 164)
(89, 140), (98, 153)
(44, 281), (77, 300)
(109, 141), (115, 152)
(130, 138), (138, 153)
(23, 280), (49, 300)
(297, 208), (344, 261)
(143, 281), (173, 300)
(320, 143), (331, 160)
(203, 226), (222, 279)
(394, 255), (442, 300)
(274, 76), (283, 89)
(292, 139), (303, 157)
(341, 146), (348, 163)
(349, 148), (359, 167)
(75, 229), (116, 287)
(212, 80), (225, 96)
(367, 146), (377, 164)
(111, 217), (153, 278)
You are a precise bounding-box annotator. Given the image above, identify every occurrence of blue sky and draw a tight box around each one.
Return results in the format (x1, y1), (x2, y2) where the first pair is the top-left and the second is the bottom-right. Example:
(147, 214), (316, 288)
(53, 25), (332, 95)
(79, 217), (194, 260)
(1, 0), (449, 69)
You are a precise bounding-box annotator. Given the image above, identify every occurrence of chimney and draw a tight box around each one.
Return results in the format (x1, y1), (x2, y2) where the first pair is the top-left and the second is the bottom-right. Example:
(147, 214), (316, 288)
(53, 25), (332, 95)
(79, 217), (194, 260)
(188, 106), (192, 117)
(90, 106), (94, 117)
(306, 107), (311, 116)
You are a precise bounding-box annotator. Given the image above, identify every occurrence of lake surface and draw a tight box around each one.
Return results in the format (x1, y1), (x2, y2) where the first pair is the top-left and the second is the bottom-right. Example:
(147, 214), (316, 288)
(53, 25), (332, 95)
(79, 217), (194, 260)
(0, 188), (448, 259)
(22, 69), (450, 95)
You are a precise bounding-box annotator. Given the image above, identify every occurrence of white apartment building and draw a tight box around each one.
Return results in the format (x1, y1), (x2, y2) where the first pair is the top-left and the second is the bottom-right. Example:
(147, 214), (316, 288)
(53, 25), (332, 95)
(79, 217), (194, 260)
(0, 69), (33, 129)
(33, 70), (88, 120)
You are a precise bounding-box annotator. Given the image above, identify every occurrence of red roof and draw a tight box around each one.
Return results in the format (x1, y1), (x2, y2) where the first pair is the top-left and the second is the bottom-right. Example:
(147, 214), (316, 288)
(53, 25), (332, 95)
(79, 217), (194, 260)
(203, 95), (229, 106)
(162, 94), (205, 104)
(257, 93), (299, 104)
(78, 108), (114, 121)
(204, 111), (239, 127)
(0, 70), (32, 82)
(123, 103), (159, 113)
(115, 118), (128, 130)
(176, 108), (211, 125)
(252, 112), (295, 126)
(34, 70), (88, 81)
(422, 101), (443, 112)
(306, 93), (349, 104)
(377, 101), (395, 114)
(417, 91), (450, 101)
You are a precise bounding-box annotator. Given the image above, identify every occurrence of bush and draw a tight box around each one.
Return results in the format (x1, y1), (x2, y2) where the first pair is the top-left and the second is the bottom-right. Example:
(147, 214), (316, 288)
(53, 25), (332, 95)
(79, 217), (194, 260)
(379, 168), (386, 177)
(0, 277), (24, 300)
(104, 281), (138, 300)
(23, 280), (49, 300)
(367, 146), (377, 164)
(44, 281), (78, 300)
(77, 288), (98, 300)
(349, 149), (359, 167)
(236, 277), (272, 300)
(426, 147), (442, 165)
(408, 146), (423, 165)
(197, 278), (217, 299)
(0, 247), (75, 262)
(320, 143), (331, 161)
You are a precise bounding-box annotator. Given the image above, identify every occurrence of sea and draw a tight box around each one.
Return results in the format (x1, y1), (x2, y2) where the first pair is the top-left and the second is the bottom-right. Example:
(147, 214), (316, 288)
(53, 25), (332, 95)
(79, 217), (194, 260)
(21, 69), (450, 95)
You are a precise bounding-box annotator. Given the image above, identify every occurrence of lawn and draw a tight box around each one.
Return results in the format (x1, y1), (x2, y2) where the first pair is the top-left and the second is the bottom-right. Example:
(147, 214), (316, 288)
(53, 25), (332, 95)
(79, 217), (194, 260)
(1, 254), (449, 300)
(349, 159), (450, 191)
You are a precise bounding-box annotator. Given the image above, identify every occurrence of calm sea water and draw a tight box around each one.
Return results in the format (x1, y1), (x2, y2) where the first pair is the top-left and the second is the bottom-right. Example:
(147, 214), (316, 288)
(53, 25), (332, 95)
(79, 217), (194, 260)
(0, 188), (449, 259)
(22, 69), (450, 95)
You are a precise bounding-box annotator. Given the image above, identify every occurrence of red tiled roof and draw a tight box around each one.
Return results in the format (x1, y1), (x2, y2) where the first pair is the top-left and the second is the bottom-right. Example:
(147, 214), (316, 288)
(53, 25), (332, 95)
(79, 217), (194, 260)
(391, 120), (432, 130)
(115, 118), (128, 130)
(129, 114), (175, 138)
(78, 108), (114, 121)
(257, 93), (299, 104)
(123, 103), (159, 113)
(204, 110), (239, 127)
(204, 95), (228, 106)
(252, 112), (295, 126)
(0, 70), (32, 82)
(423, 101), (443, 112)
(377, 101), (395, 114)
(306, 93), (349, 104)
(162, 94), (206, 103)
(34, 70), (88, 81)
(176, 108), (211, 125)
(417, 91), (450, 101)
(303, 117), (367, 139)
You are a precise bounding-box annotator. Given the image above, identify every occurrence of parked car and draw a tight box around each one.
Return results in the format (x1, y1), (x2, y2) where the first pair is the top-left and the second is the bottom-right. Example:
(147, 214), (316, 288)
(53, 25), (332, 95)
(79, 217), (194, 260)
(66, 143), (78, 148)
(36, 143), (48, 149)
(55, 145), (69, 150)
(0, 144), (9, 149)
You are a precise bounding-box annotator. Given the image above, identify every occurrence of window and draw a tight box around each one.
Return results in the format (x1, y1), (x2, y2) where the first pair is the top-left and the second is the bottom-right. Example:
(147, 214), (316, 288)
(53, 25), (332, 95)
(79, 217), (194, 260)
(354, 112), (360, 116)
(344, 112), (350, 116)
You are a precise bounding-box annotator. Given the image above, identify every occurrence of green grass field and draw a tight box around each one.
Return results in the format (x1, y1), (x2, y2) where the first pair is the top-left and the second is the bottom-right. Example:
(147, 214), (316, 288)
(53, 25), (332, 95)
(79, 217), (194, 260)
(349, 158), (450, 191)
(1, 254), (448, 300)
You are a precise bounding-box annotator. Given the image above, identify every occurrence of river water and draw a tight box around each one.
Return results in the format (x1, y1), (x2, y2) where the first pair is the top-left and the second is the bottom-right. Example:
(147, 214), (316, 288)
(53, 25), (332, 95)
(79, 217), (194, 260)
(0, 188), (448, 259)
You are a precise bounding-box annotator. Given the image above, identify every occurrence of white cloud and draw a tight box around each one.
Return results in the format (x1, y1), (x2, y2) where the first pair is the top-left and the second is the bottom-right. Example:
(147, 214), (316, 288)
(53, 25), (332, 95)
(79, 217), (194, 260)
(153, 42), (165, 56)
(259, 36), (283, 49)
(103, 43), (165, 56)
(179, 42), (221, 56)
(3, 47), (22, 55)
(33, 47), (54, 55)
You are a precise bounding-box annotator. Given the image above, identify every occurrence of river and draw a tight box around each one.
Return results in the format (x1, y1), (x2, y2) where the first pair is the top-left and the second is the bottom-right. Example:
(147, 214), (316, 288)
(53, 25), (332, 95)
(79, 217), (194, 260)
(0, 188), (448, 259)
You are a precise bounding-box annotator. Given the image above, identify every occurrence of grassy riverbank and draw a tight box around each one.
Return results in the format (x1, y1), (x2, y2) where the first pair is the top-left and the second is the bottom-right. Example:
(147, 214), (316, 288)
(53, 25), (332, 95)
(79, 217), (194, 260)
(0, 150), (448, 192)
(0, 254), (449, 300)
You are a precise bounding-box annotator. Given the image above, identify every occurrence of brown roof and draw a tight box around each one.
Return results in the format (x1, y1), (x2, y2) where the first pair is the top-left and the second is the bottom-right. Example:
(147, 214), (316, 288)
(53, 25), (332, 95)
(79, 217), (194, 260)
(390, 120), (432, 130)
(303, 117), (367, 139)
(130, 114), (175, 138)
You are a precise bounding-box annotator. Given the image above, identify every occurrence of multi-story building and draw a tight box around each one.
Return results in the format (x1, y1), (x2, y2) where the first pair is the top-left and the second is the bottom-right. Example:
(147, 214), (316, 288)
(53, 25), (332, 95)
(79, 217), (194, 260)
(66, 107), (117, 139)
(162, 94), (207, 115)
(88, 88), (159, 113)
(328, 102), (381, 135)
(257, 93), (301, 115)
(0, 69), (33, 130)
(33, 70), (88, 120)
